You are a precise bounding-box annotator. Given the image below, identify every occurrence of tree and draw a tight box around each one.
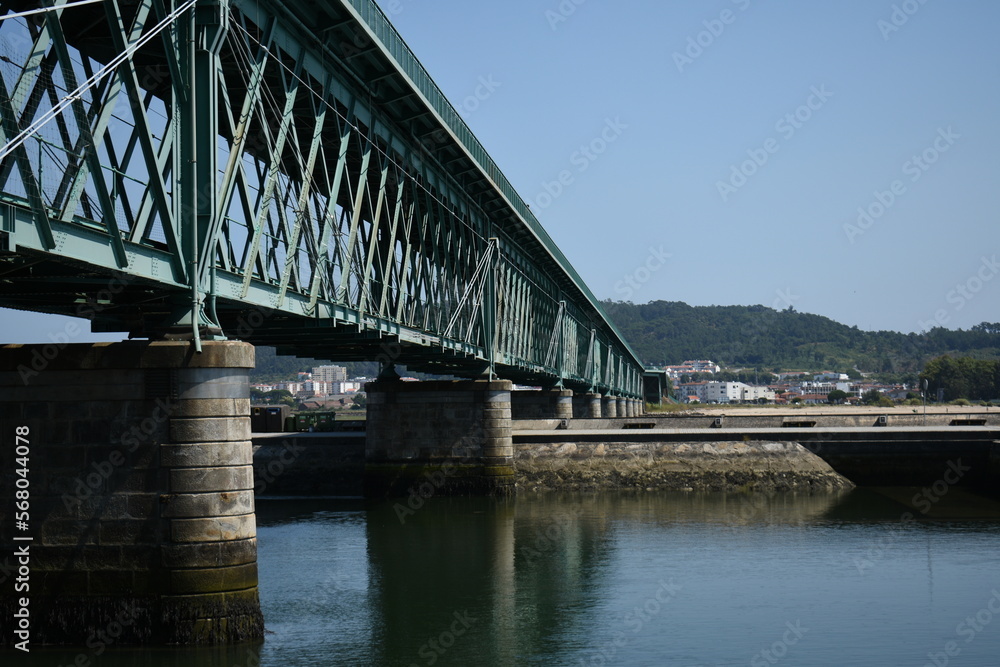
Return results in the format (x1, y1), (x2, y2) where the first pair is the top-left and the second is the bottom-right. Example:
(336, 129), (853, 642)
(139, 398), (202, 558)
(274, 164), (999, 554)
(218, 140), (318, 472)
(250, 389), (294, 405)
(601, 300), (1000, 373)
(920, 355), (1000, 401)
(827, 389), (849, 404)
(861, 389), (883, 406)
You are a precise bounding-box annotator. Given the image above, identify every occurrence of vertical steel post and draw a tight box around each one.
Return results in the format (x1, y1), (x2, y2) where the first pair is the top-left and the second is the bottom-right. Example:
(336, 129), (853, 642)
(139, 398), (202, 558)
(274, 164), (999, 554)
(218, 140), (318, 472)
(555, 299), (566, 388)
(169, 0), (228, 343)
(487, 238), (499, 378)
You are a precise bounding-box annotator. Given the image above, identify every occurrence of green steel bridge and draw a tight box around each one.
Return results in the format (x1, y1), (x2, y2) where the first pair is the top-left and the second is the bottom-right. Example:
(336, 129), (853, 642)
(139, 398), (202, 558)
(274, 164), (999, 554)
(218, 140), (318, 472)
(0, 0), (646, 398)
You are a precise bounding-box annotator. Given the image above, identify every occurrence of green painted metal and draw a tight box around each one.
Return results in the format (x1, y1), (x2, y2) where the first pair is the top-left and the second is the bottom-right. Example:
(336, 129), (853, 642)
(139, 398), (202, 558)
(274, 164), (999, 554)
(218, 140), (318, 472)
(0, 0), (646, 397)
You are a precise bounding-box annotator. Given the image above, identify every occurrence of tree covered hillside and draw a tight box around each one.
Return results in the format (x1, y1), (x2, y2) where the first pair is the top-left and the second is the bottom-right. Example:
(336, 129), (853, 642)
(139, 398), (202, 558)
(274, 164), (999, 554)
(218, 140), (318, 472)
(602, 300), (1000, 373)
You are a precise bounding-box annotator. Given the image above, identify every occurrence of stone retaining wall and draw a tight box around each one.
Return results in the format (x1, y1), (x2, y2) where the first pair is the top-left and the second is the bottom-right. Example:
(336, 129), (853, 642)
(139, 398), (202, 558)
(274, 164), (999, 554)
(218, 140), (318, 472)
(514, 440), (853, 492)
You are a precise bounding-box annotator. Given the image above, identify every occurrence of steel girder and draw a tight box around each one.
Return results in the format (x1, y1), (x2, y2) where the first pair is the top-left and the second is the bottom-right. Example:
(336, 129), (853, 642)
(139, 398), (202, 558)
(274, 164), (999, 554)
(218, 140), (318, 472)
(0, 0), (644, 397)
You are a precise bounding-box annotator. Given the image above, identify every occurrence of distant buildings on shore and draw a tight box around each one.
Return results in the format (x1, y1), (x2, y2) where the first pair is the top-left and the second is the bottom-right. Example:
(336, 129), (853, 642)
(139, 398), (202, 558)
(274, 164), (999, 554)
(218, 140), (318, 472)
(664, 360), (721, 379)
(668, 360), (910, 405)
(252, 364), (371, 401)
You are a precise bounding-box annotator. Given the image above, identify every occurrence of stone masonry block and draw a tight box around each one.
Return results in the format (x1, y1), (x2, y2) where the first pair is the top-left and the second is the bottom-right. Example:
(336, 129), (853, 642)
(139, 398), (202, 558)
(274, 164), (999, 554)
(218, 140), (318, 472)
(160, 490), (255, 519)
(170, 513), (257, 543)
(168, 399), (251, 419)
(169, 466), (254, 493)
(160, 538), (257, 570)
(169, 563), (259, 595)
(170, 418), (251, 444)
(161, 442), (253, 468)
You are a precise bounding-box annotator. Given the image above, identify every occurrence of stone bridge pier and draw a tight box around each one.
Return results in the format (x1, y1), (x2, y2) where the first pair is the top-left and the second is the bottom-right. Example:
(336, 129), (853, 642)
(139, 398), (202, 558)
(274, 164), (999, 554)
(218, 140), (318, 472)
(510, 389), (572, 421)
(572, 392), (602, 419)
(0, 341), (263, 646)
(602, 395), (618, 418)
(365, 379), (515, 497)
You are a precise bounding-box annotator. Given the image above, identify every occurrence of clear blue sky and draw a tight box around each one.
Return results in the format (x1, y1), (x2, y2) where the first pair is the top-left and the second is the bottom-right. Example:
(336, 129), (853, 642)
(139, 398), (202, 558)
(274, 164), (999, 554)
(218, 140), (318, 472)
(3, 0), (998, 343)
(377, 0), (1000, 334)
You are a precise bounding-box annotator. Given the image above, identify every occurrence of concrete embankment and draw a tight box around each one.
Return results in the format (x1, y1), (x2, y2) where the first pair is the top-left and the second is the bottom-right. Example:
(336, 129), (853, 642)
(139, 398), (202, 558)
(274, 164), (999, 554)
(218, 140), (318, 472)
(251, 433), (855, 496)
(253, 433), (364, 496)
(514, 425), (999, 490)
(513, 439), (853, 493)
(251, 409), (999, 496)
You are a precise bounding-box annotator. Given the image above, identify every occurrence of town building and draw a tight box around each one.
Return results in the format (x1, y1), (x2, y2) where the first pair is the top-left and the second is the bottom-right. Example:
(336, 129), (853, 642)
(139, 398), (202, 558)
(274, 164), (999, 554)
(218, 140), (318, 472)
(702, 381), (775, 404)
(330, 381), (362, 394)
(677, 382), (708, 403)
(312, 365), (348, 383)
(297, 380), (331, 397)
(665, 359), (721, 380)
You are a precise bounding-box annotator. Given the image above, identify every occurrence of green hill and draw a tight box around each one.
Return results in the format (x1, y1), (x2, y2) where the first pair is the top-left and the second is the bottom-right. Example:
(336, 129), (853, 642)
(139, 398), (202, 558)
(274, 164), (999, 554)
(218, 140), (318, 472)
(251, 302), (1000, 380)
(251, 347), (378, 383)
(601, 300), (1000, 374)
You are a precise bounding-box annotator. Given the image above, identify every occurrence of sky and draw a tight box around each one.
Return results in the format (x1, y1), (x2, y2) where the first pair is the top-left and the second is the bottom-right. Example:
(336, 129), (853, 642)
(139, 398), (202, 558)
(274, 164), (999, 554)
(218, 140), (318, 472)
(3, 0), (999, 343)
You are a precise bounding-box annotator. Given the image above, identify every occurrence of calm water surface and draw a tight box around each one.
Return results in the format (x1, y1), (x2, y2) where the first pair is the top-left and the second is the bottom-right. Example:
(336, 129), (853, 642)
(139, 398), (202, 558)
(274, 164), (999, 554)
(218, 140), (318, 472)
(10, 488), (1000, 666)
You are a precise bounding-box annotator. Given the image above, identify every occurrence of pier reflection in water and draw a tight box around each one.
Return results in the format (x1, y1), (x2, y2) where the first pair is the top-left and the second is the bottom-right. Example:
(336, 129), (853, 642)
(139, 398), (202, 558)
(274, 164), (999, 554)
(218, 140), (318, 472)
(260, 489), (1000, 666)
(6, 489), (1000, 666)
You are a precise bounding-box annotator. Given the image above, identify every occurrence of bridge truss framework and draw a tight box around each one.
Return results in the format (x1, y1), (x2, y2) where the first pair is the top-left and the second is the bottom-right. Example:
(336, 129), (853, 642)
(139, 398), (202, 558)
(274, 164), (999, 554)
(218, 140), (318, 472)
(0, 0), (645, 397)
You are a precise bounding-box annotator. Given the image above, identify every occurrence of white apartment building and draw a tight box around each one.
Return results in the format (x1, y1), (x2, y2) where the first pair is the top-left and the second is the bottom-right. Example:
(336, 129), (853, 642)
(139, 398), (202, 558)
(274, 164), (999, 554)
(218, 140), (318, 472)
(684, 360), (721, 373)
(330, 381), (362, 394)
(312, 365), (348, 383)
(297, 380), (331, 397)
(677, 382), (708, 403)
(665, 360), (721, 380)
(800, 381), (837, 394)
(704, 381), (775, 404)
(814, 372), (850, 381)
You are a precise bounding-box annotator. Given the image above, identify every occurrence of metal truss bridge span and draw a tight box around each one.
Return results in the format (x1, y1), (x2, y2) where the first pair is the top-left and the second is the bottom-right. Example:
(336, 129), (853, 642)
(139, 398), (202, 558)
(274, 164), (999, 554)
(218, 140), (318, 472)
(0, 0), (645, 397)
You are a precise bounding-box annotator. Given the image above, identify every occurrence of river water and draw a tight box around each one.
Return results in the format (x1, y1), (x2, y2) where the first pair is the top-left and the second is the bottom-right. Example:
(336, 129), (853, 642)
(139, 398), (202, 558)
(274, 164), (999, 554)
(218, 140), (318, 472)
(10, 488), (1000, 666)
